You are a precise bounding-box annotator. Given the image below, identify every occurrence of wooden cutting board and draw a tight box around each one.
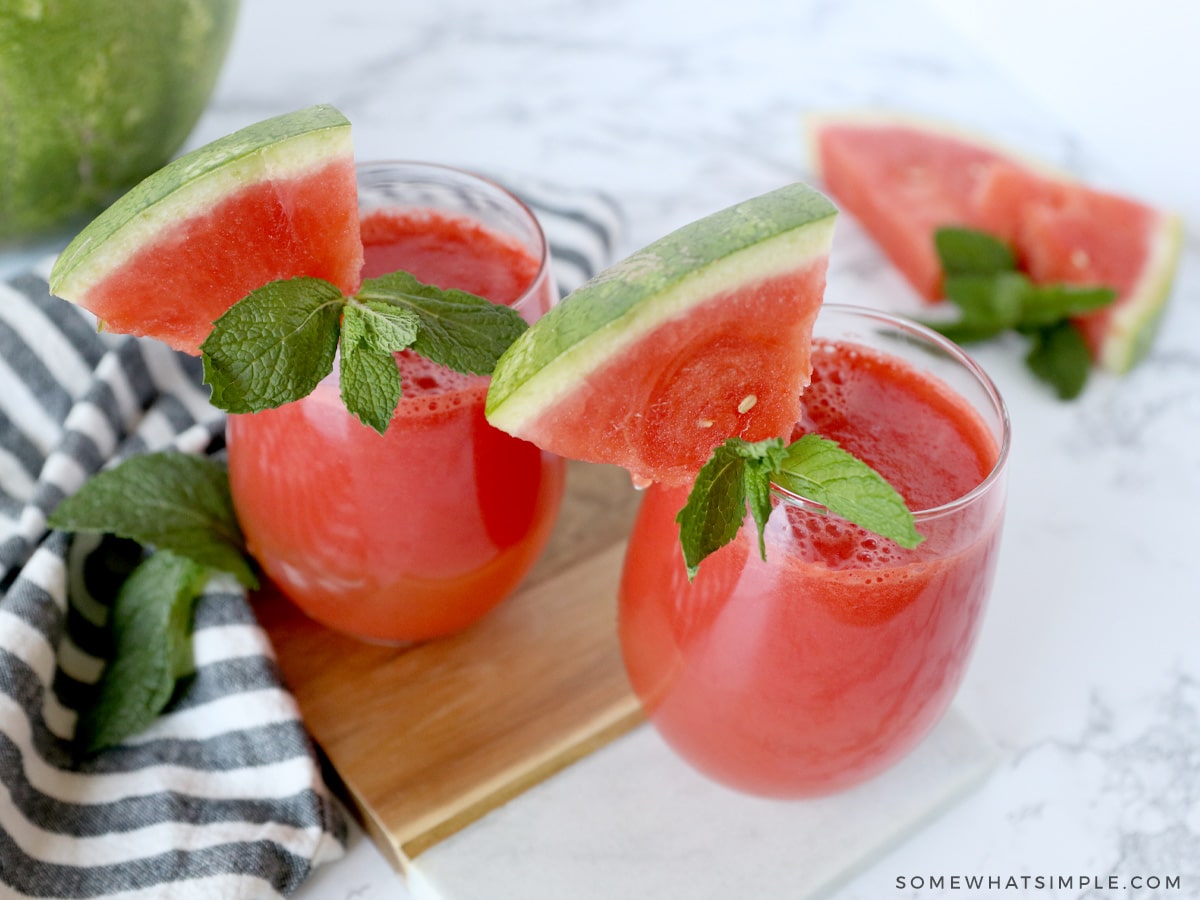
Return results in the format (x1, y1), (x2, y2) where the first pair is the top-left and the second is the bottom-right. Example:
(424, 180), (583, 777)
(255, 460), (646, 874)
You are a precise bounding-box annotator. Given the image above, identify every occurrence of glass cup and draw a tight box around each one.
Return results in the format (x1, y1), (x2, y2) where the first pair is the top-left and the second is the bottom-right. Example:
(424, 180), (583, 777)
(618, 303), (1010, 797)
(226, 162), (565, 644)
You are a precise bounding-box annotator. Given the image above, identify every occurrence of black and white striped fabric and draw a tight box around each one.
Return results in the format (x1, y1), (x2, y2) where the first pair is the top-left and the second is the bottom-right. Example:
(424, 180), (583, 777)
(0, 179), (622, 899)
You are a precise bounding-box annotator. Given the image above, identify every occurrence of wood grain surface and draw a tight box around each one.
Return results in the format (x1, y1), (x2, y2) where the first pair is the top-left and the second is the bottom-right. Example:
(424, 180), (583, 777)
(255, 460), (645, 872)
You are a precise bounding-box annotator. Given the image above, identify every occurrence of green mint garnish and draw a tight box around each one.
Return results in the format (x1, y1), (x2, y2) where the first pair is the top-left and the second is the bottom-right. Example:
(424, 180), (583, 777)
(200, 272), (529, 434)
(676, 438), (788, 578)
(49, 451), (260, 752)
(48, 451), (257, 589)
(926, 226), (1116, 400)
(339, 300), (421, 434)
(935, 227), (1017, 276)
(1025, 319), (1092, 400)
(357, 271), (530, 376)
(201, 276), (344, 415)
(74, 550), (210, 753)
(676, 435), (922, 579)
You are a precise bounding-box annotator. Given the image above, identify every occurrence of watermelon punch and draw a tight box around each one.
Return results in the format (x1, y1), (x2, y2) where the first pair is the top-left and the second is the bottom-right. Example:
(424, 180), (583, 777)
(49, 108), (566, 646)
(618, 305), (1009, 796)
(485, 188), (1010, 797)
(225, 162), (566, 644)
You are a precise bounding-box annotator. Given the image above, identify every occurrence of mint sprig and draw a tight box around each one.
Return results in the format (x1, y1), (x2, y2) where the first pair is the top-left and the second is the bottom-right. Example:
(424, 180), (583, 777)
(676, 436), (922, 579)
(339, 300), (421, 433)
(48, 452), (257, 589)
(357, 272), (530, 376)
(200, 272), (529, 434)
(74, 550), (210, 753)
(926, 227), (1116, 400)
(201, 277), (344, 415)
(48, 451), (258, 753)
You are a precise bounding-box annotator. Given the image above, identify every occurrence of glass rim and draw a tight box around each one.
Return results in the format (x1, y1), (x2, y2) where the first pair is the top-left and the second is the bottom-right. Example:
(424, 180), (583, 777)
(770, 302), (1012, 522)
(354, 159), (552, 315)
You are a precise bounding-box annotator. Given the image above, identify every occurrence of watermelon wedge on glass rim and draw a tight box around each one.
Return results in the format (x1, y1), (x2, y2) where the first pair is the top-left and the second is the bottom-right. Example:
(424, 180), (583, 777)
(807, 110), (1183, 373)
(485, 183), (837, 488)
(49, 104), (363, 356)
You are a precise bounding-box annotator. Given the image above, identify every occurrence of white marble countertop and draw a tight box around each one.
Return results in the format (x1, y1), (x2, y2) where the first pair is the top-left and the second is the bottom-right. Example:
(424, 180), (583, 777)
(5, 1), (1198, 897)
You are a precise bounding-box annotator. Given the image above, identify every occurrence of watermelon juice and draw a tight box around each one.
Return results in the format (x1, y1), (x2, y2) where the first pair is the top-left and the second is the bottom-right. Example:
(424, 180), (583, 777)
(618, 305), (1009, 797)
(226, 163), (564, 644)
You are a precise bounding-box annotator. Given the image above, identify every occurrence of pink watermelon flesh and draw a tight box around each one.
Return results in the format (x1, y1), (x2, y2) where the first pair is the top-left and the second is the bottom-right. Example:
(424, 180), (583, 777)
(513, 262), (827, 488)
(78, 158), (363, 355)
(970, 163), (1167, 361)
(812, 118), (1012, 300)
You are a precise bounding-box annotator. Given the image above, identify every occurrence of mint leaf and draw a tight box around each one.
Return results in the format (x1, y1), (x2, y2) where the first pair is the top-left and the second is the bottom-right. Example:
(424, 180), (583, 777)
(48, 452), (257, 588)
(1026, 320), (1092, 400)
(935, 227), (1016, 276)
(775, 434), (924, 549)
(676, 436), (921, 579)
(1017, 283), (1116, 329)
(75, 550), (210, 753)
(931, 271), (1028, 343)
(199, 271), (529, 423)
(944, 271), (1027, 327)
(929, 227), (1118, 400)
(675, 438), (788, 579)
(339, 300), (421, 433)
(347, 298), (422, 353)
(201, 276), (345, 413)
(356, 272), (528, 375)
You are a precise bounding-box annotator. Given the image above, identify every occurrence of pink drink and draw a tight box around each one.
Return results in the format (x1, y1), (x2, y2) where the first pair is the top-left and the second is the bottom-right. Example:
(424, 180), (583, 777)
(227, 163), (564, 643)
(619, 305), (1009, 796)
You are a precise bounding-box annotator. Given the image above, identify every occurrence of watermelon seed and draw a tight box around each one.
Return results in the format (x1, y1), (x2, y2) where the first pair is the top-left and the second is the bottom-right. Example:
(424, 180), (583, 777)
(737, 394), (758, 414)
(698, 418), (715, 428)
(1070, 248), (1091, 270)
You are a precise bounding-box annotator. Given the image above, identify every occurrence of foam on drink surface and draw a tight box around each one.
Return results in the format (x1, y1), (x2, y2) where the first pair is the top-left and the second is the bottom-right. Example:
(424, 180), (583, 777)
(782, 338), (998, 571)
(395, 350), (488, 416)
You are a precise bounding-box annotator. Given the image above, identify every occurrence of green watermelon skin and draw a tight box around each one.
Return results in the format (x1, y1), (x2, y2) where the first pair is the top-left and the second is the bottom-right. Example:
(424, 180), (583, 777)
(0, 0), (239, 243)
(487, 183), (837, 487)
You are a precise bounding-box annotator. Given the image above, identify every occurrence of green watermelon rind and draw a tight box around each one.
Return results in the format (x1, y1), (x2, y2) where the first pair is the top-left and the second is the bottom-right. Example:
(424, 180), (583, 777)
(0, 0), (239, 242)
(49, 104), (353, 301)
(485, 182), (837, 433)
(1099, 211), (1184, 374)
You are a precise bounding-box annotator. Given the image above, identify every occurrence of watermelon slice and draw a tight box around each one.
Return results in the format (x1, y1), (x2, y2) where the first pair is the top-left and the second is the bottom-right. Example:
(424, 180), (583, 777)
(971, 163), (1183, 373)
(807, 111), (1022, 300)
(485, 183), (836, 487)
(49, 104), (363, 356)
(808, 111), (1182, 373)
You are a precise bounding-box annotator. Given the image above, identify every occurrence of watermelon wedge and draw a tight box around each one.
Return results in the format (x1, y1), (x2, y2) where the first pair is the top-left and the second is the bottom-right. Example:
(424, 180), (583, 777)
(49, 104), (363, 356)
(971, 163), (1183, 373)
(808, 110), (1182, 373)
(807, 111), (1023, 301)
(485, 183), (836, 487)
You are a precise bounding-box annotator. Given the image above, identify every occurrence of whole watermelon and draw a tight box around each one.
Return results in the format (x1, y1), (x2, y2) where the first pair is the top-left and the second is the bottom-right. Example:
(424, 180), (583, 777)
(0, 0), (239, 243)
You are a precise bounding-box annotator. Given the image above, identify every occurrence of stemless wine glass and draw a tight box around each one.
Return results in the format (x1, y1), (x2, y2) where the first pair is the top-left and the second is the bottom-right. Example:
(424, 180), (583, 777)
(226, 162), (565, 644)
(618, 303), (1010, 797)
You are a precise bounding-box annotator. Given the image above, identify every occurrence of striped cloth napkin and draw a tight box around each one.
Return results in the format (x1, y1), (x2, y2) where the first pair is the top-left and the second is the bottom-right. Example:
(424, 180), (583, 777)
(0, 177), (622, 899)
